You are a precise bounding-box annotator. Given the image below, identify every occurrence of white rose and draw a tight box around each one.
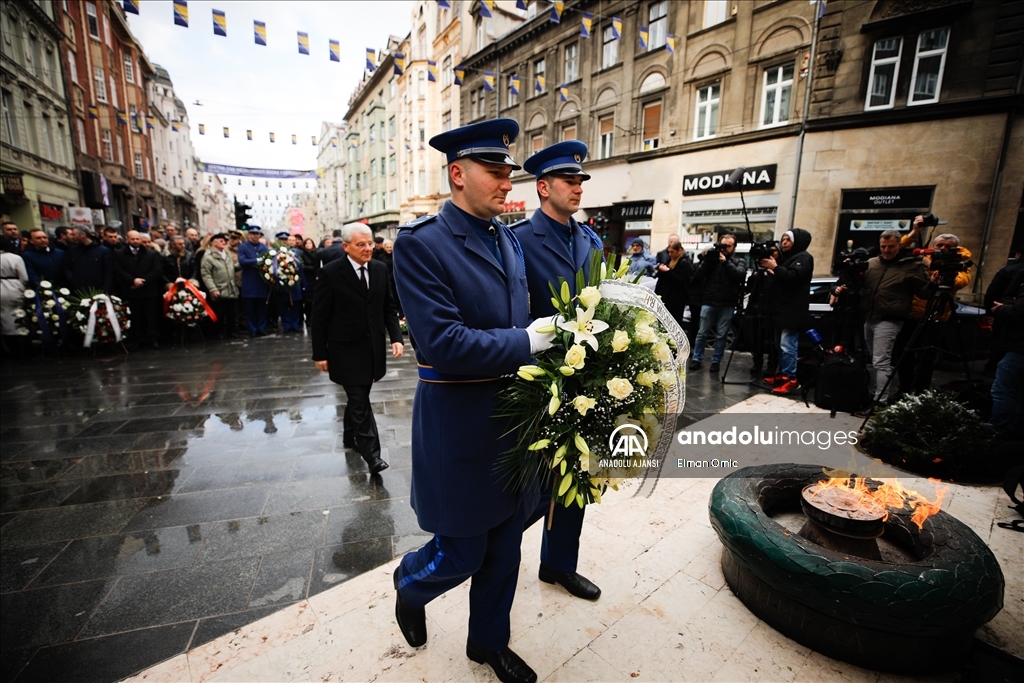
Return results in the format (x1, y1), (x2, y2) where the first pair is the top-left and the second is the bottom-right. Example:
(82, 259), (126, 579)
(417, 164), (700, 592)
(23, 290), (36, 299)
(606, 377), (633, 400)
(564, 344), (587, 370)
(51, 314), (59, 321)
(611, 329), (630, 353)
(578, 286), (601, 309)
(17, 328), (29, 335)
(44, 300), (55, 309)
(14, 309), (25, 318)
(59, 288), (70, 295)
(634, 323), (657, 344)
(635, 371), (656, 388)
(76, 312), (86, 320)
(652, 342), (671, 362)
(572, 395), (597, 416)
(39, 280), (52, 289)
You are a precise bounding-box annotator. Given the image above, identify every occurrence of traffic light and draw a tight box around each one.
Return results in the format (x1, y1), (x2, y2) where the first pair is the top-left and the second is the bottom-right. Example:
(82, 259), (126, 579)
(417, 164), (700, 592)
(588, 215), (609, 240)
(233, 200), (253, 231)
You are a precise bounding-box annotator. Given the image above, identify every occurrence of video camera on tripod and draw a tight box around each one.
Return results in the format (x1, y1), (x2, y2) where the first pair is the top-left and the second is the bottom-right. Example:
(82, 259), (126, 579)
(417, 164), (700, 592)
(913, 246), (973, 289)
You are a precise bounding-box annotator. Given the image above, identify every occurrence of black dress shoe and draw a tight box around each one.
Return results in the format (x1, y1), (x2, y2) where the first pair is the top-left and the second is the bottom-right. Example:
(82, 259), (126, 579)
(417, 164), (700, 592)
(538, 564), (601, 600)
(467, 640), (537, 683)
(393, 566), (426, 647)
(367, 456), (389, 475)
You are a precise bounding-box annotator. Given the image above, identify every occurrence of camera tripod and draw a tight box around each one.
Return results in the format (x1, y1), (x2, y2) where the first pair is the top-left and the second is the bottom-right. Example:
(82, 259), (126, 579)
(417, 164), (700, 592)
(858, 283), (973, 429)
(720, 266), (776, 385)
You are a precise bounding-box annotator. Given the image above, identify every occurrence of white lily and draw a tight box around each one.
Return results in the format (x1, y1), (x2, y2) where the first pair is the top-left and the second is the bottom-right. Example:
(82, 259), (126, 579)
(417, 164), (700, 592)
(557, 306), (609, 351)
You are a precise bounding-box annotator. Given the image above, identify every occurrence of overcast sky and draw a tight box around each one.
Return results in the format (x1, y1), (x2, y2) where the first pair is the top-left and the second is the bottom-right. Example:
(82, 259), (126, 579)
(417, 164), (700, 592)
(126, 1), (413, 176)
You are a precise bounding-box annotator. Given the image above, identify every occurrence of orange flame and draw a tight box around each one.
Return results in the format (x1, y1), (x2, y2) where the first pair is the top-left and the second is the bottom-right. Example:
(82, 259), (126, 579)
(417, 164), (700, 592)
(814, 470), (949, 530)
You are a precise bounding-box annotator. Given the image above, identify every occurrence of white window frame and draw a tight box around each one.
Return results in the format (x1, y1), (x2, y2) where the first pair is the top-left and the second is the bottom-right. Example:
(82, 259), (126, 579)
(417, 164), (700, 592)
(865, 37), (903, 111)
(598, 115), (614, 160)
(694, 82), (720, 140)
(68, 49), (78, 84)
(94, 66), (107, 102)
(648, 1), (668, 50)
(41, 113), (55, 160)
(124, 53), (134, 84)
(109, 75), (118, 108)
(507, 74), (519, 107)
(2, 89), (17, 147)
(101, 128), (113, 161)
(418, 169), (426, 195)
(642, 101), (661, 151)
(76, 116), (86, 151)
(134, 152), (144, 178)
(564, 43), (579, 82)
(759, 63), (794, 128)
(441, 55), (452, 87)
(909, 28), (949, 106)
(704, 0), (728, 28)
(533, 58), (546, 95)
(86, 2), (99, 39)
(602, 25), (618, 69)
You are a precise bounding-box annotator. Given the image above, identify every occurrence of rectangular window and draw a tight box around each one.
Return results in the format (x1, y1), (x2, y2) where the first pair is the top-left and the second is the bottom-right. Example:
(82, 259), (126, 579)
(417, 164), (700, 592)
(103, 14), (111, 47)
(865, 37), (902, 110)
(390, 189), (397, 207)
(694, 83), (720, 140)
(116, 134), (123, 165)
(760, 63), (794, 127)
(388, 115), (396, 137)
(23, 101), (38, 153)
(441, 109), (452, 132)
(76, 116), (86, 151)
(642, 102), (661, 150)
(93, 70), (106, 104)
(418, 71), (426, 99)
(602, 25), (619, 69)
(389, 153), (397, 174)
(2, 89), (18, 147)
(910, 28), (949, 105)
(134, 152), (144, 178)
(418, 169), (426, 195)
(531, 132), (543, 154)
(564, 43), (579, 82)
(534, 58), (546, 94)
(471, 89), (481, 119)
(507, 74), (519, 107)
(101, 128), (113, 161)
(46, 50), (58, 89)
(599, 115), (614, 159)
(41, 113), (55, 160)
(561, 124), (576, 141)
(371, 158), (378, 178)
(372, 193), (378, 213)
(418, 120), (425, 143)
(68, 49), (78, 84)
(648, 1), (668, 50)
(441, 56), (452, 87)
(56, 121), (67, 164)
(86, 2), (99, 38)
(369, 123), (376, 141)
(704, 0), (728, 28)
(124, 53), (134, 83)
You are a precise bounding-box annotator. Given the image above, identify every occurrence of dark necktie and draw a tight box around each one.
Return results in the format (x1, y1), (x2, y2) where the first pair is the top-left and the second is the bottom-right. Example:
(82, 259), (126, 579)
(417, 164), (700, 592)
(359, 266), (368, 289)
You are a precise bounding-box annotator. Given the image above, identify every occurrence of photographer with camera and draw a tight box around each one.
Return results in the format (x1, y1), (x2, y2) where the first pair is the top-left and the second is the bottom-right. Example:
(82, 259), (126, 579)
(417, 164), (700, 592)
(760, 229), (814, 395)
(689, 233), (747, 373)
(892, 220), (972, 396)
(834, 230), (931, 407)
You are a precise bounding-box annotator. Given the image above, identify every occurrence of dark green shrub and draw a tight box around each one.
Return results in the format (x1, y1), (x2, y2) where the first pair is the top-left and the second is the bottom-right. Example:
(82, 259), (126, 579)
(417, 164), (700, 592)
(861, 389), (1003, 482)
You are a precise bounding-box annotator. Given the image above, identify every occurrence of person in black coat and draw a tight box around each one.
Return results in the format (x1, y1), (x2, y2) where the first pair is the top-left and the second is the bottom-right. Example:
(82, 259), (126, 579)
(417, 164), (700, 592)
(654, 241), (692, 325)
(760, 228), (814, 393)
(311, 224), (403, 475)
(22, 229), (65, 286)
(114, 230), (166, 349)
(162, 235), (195, 283)
(64, 229), (114, 293)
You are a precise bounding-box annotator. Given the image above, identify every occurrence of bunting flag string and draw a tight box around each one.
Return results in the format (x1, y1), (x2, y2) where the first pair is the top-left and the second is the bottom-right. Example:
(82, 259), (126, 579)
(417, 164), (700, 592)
(483, 71), (495, 91)
(269, 132), (275, 143)
(254, 20), (266, 45)
(173, 0), (188, 27)
(88, 105), (99, 119)
(246, 130), (253, 141)
(223, 127), (230, 138)
(427, 60), (437, 82)
(638, 26), (649, 50)
(116, 110), (128, 125)
(509, 75), (520, 97)
(329, 39), (340, 62)
(393, 53), (405, 76)
(666, 34), (675, 53)
(297, 32), (310, 55)
(581, 12), (593, 38)
(551, 1), (564, 23)
(558, 84), (569, 102)
(212, 9), (226, 37)
(123, 0), (139, 16)
(311, 136), (316, 146)
(535, 75), (545, 93)
(453, 65), (466, 85)
(611, 17), (622, 39)
(291, 134), (297, 145)
(365, 48), (376, 71)
(198, 123), (205, 135)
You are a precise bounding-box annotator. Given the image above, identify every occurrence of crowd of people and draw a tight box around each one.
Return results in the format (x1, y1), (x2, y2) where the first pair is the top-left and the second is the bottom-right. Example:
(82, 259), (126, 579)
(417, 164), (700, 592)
(0, 219), (400, 353)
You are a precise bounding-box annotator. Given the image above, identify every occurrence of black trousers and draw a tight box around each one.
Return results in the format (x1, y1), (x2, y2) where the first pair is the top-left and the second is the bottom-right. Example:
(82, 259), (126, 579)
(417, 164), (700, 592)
(342, 384), (381, 463)
(211, 297), (237, 338)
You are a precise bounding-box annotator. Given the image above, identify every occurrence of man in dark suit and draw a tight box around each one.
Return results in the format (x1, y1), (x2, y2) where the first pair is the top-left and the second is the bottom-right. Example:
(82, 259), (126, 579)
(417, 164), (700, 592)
(513, 140), (604, 604)
(114, 230), (165, 349)
(311, 223), (403, 476)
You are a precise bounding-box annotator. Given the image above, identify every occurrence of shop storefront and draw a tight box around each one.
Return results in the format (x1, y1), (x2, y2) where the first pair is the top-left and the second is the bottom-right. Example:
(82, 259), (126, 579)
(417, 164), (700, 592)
(832, 186), (933, 268)
(679, 164), (779, 251)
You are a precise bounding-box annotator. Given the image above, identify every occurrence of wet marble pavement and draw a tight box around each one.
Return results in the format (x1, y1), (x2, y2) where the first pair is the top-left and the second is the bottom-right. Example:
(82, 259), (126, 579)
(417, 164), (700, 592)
(0, 331), (767, 682)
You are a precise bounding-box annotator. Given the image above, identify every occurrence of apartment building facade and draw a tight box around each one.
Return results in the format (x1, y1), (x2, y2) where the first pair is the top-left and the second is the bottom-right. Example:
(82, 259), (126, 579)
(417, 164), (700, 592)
(315, 120), (347, 237)
(0, 0), (80, 232)
(149, 64), (198, 231)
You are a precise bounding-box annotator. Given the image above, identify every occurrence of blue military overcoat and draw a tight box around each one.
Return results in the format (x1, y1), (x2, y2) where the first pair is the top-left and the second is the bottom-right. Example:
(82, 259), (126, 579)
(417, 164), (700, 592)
(237, 240), (270, 298)
(513, 209), (603, 318)
(393, 200), (537, 538)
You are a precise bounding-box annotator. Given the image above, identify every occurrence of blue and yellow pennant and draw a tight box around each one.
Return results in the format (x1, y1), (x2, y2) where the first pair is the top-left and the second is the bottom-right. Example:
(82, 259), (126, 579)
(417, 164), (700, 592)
(116, 110), (128, 125)
(551, 1), (564, 23)
(479, 0), (493, 18)
(212, 9), (226, 37)
(393, 53), (405, 76)
(510, 75), (520, 96)
(198, 123), (205, 135)
(454, 65), (466, 86)
(311, 136), (316, 145)
(173, 0), (188, 27)
(666, 34), (675, 54)
(88, 105), (99, 119)
(611, 17), (622, 40)
(291, 134), (297, 145)
(246, 130), (252, 140)
(581, 12), (593, 38)
(329, 40), (340, 62)
(269, 132), (275, 143)
(146, 115), (155, 129)
(427, 60), (437, 82)
(535, 75), (545, 93)
(483, 71), (495, 91)
(638, 26), (649, 50)
(123, 0), (139, 16)
(365, 48), (376, 71)
(559, 84), (568, 102)
(298, 32), (310, 55)
(254, 21), (267, 45)
(223, 127), (230, 138)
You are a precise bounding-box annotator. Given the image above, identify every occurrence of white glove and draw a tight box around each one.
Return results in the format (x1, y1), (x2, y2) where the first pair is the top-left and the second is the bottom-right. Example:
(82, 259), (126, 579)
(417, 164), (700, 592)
(525, 316), (557, 354)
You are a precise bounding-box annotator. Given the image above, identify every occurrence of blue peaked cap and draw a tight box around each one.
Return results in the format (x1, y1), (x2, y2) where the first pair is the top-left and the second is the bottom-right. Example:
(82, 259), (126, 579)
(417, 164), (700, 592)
(429, 118), (521, 169)
(522, 140), (591, 180)
(246, 225), (263, 233)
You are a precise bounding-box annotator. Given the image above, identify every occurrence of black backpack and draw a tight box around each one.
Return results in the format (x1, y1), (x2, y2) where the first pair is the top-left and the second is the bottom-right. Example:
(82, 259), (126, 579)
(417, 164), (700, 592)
(814, 352), (870, 414)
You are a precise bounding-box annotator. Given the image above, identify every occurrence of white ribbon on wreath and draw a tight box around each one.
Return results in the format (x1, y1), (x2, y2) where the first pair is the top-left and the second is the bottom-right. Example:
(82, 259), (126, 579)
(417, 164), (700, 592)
(84, 295), (123, 347)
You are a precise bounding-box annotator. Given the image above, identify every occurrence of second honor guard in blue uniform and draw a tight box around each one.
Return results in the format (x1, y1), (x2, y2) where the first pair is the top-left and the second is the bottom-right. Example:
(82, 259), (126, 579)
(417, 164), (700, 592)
(515, 141), (604, 601)
(237, 225), (270, 337)
(392, 118), (555, 683)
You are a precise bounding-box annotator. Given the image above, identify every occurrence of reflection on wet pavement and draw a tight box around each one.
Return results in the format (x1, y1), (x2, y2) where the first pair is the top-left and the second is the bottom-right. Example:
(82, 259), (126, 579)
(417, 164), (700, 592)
(0, 333), (760, 682)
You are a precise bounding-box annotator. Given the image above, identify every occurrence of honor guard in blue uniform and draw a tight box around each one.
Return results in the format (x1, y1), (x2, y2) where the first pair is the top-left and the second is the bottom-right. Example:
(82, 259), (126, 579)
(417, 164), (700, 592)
(392, 118), (556, 683)
(514, 140), (605, 602)
(237, 225), (270, 336)
(273, 232), (305, 333)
